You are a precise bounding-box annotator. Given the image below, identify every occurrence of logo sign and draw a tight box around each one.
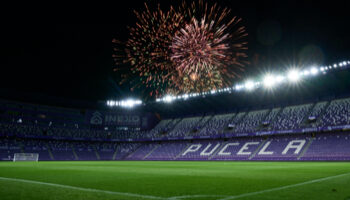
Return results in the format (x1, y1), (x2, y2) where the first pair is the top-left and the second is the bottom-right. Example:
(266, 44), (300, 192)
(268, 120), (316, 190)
(90, 112), (103, 125)
(87, 110), (144, 126)
(104, 115), (140, 125)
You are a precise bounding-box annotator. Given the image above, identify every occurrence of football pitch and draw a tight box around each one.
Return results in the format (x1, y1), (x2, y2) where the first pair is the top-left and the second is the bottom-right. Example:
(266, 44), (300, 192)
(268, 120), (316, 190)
(0, 161), (349, 200)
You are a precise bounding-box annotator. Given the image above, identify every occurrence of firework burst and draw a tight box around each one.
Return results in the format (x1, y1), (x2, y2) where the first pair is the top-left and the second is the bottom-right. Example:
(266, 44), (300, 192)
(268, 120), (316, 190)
(113, 0), (249, 98)
(171, 0), (248, 92)
(113, 3), (185, 96)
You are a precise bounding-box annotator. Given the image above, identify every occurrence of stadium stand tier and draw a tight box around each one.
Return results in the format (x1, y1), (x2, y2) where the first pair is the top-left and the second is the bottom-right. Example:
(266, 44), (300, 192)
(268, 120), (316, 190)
(0, 97), (350, 161)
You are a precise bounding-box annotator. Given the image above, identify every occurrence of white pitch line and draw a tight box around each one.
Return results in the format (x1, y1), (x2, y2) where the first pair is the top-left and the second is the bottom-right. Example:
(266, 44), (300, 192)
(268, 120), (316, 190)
(219, 172), (350, 200)
(0, 176), (164, 200)
(167, 194), (228, 199)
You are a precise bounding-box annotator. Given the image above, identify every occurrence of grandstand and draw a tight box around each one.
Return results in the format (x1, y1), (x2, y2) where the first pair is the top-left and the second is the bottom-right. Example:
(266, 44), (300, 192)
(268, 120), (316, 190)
(1, 67), (350, 200)
(1, 63), (349, 200)
(1, 94), (350, 161)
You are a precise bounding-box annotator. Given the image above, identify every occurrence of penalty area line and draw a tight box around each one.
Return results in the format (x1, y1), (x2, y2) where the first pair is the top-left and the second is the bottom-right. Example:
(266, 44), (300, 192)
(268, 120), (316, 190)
(0, 176), (164, 200)
(218, 172), (350, 200)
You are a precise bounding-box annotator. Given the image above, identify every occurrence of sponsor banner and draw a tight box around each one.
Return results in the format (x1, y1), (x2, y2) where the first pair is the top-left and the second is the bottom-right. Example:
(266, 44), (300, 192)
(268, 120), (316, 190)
(276, 130), (294, 134)
(234, 133), (249, 137)
(302, 128), (318, 133)
(87, 110), (147, 127)
(254, 131), (273, 136)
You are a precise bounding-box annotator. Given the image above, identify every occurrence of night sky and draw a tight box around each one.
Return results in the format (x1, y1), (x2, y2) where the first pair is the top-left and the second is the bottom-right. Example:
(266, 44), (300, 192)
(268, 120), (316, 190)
(1, 0), (349, 104)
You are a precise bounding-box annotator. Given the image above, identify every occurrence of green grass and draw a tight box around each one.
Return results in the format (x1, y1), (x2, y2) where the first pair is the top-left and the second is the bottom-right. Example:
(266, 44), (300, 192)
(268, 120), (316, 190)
(0, 161), (349, 200)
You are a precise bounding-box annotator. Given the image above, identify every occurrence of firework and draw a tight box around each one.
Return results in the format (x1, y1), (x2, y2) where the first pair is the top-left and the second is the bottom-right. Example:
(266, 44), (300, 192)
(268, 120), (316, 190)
(113, 0), (248, 98)
(171, 0), (248, 92)
(113, 3), (184, 96)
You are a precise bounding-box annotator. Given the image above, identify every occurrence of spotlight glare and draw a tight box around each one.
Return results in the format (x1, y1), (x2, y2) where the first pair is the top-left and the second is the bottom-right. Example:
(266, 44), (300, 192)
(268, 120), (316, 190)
(303, 70), (310, 76)
(288, 70), (300, 82)
(164, 95), (173, 103)
(245, 80), (255, 90)
(148, 59), (348, 103)
(263, 75), (276, 88)
(276, 75), (285, 83)
(310, 67), (318, 75)
(235, 85), (242, 91)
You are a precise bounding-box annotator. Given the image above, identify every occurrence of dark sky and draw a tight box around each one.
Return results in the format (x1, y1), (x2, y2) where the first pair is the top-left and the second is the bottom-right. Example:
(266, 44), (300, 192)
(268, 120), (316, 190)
(1, 0), (349, 104)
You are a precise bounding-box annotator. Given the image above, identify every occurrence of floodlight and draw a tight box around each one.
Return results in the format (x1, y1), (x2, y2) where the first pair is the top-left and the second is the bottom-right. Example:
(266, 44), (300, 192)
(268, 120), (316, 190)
(263, 75), (276, 88)
(287, 70), (300, 82)
(310, 67), (318, 75)
(245, 80), (255, 90)
(303, 70), (310, 76)
(276, 75), (285, 83)
(125, 99), (134, 107)
(164, 95), (173, 103)
(235, 85), (242, 91)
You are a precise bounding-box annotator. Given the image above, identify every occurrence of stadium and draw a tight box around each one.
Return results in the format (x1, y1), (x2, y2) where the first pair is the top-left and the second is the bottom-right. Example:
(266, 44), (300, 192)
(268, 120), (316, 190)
(1, 1), (350, 200)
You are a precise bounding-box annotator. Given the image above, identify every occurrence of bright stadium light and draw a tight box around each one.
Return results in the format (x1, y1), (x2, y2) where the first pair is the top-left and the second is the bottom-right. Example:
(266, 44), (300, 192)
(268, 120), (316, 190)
(303, 70), (310, 76)
(164, 95), (174, 103)
(276, 75), (285, 83)
(287, 69), (300, 82)
(235, 85), (242, 91)
(245, 80), (255, 90)
(263, 75), (276, 88)
(310, 67), (318, 75)
(106, 99), (142, 108)
(152, 59), (349, 103)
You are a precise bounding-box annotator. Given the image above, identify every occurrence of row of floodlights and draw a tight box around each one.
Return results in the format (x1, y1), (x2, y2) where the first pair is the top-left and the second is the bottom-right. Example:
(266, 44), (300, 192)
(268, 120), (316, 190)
(106, 99), (142, 108)
(156, 60), (350, 103)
